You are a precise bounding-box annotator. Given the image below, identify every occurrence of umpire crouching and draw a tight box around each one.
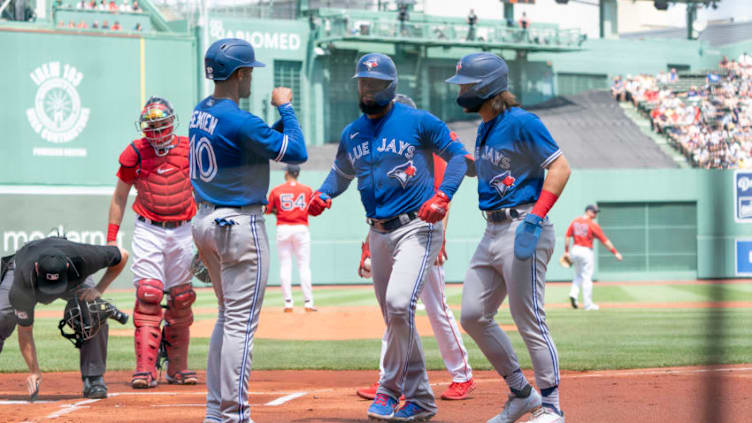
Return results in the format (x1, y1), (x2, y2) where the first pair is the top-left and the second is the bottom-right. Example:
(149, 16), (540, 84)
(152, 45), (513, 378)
(0, 236), (129, 399)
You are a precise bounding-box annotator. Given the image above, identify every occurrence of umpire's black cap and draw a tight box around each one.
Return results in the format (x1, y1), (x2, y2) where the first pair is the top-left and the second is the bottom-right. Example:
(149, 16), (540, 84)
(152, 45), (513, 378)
(286, 164), (300, 177)
(585, 204), (600, 214)
(35, 248), (69, 296)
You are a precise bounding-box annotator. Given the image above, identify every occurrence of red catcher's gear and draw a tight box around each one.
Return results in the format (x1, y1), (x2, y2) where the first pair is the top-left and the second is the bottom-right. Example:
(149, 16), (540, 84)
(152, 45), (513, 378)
(164, 284), (196, 378)
(133, 279), (164, 380)
(117, 136), (196, 222)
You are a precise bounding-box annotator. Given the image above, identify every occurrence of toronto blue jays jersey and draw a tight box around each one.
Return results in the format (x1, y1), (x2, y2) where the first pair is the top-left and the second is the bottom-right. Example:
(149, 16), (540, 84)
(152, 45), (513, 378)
(319, 102), (468, 219)
(189, 97), (307, 206)
(475, 107), (561, 211)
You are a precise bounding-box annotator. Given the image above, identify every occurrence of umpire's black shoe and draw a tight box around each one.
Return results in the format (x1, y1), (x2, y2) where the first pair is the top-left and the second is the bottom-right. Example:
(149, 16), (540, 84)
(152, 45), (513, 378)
(83, 375), (108, 399)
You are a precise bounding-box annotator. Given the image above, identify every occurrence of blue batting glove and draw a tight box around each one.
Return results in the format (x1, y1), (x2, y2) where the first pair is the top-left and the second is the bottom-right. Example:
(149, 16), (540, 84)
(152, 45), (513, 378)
(514, 213), (543, 260)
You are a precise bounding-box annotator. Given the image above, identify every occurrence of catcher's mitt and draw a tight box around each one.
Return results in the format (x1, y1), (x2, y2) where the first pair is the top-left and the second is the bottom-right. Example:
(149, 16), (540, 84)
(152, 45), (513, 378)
(559, 254), (572, 269)
(58, 297), (129, 348)
(191, 252), (211, 284)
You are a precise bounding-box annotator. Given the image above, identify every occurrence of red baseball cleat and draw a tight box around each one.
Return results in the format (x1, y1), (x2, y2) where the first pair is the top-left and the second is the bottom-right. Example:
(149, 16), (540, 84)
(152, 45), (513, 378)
(356, 382), (379, 400)
(440, 378), (476, 400)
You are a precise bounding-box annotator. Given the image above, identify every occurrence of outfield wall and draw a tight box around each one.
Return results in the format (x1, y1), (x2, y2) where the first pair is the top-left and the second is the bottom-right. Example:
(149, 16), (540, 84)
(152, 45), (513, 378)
(0, 28), (197, 186)
(1, 169), (748, 288)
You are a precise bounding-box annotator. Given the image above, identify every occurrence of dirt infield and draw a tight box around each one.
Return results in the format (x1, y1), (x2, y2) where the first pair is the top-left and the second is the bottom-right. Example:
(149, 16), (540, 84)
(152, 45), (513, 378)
(1, 365), (750, 422)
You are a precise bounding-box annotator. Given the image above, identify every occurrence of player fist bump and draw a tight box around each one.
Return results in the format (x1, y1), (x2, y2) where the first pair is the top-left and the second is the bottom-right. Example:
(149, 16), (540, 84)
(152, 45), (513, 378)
(418, 191), (449, 223)
(308, 191), (332, 216)
(271, 87), (293, 107)
(514, 213), (543, 260)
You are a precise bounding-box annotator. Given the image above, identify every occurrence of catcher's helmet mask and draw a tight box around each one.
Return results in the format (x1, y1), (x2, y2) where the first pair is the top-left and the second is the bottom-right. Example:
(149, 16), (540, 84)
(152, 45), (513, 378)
(59, 297), (129, 348)
(136, 96), (178, 156)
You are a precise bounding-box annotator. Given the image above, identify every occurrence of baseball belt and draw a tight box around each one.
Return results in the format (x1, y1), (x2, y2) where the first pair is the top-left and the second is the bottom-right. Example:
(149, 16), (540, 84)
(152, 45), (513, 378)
(137, 215), (188, 229)
(483, 208), (520, 223)
(367, 211), (418, 232)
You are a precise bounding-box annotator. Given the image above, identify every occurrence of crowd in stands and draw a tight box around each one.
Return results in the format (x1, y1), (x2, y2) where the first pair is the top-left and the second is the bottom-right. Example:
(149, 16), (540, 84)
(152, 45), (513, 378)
(54, 0), (144, 32)
(613, 54), (752, 169)
(59, 0), (142, 12)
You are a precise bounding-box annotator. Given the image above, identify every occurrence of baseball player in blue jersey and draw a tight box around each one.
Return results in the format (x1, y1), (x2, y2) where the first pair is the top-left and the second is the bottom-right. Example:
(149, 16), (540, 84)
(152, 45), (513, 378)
(308, 53), (470, 422)
(189, 38), (307, 423)
(446, 53), (571, 423)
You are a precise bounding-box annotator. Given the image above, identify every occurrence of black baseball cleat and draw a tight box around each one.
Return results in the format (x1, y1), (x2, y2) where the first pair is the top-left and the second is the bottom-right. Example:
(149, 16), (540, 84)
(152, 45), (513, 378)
(569, 296), (578, 309)
(83, 375), (108, 399)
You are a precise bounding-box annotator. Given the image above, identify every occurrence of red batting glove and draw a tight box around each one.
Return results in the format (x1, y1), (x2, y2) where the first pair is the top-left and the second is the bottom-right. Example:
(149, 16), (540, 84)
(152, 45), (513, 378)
(308, 191), (332, 216)
(434, 235), (447, 266)
(418, 191), (449, 223)
(358, 241), (371, 278)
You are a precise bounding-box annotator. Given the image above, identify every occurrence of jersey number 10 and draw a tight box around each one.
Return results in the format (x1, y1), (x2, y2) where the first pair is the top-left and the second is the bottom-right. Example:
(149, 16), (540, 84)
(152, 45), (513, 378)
(190, 135), (218, 182)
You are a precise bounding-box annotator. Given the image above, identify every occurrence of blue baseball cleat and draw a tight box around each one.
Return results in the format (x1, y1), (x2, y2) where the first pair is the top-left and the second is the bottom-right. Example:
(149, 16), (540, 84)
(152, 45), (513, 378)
(392, 401), (436, 422)
(367, 393), (399, 420)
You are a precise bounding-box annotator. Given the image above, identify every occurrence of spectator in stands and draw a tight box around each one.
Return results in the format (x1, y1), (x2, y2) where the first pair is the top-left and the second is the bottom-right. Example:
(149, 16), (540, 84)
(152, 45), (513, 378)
(98, 0), (106, 10)
(58, 20), (65, 28)
(611, 76), (626, 102)
(77, 20), (88, 29)
(131, 0), (141, 12)
(133, 22), (142, 31)
(92, 20), (99, 29)
(102, 20), (110, 30)
(53, 0), (63, 9)
(669, 68), (678, 82)
(120, 0), (129, 11)
(519, 12), (530, 42)
(108, 0), (118, 11)
(112, 21), (121, 31)
(88, 0), (97, 9)
(466, 9), (477, 41)
(68, 20), (76, 28)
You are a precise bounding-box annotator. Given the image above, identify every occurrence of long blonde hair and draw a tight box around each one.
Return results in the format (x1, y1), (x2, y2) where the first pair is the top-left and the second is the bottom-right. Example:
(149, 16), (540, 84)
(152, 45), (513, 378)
(489, 91), (520, 114)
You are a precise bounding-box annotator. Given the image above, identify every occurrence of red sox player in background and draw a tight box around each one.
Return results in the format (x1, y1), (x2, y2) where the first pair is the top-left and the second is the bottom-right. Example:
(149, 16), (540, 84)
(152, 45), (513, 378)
(563, 204), (622, 311)
(266, 164), (316, 312)
(107, 96), (199, 389)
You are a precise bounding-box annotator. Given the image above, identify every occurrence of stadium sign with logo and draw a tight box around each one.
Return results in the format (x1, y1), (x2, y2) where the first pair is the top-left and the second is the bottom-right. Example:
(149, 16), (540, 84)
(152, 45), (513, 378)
(26, 61), (90, 157)
(734, 170), (752, 222)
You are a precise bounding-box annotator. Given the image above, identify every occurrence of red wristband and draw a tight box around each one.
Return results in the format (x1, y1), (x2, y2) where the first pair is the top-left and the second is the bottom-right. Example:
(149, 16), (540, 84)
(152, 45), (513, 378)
(531, 189), (558, 218)
(565, 245), (569, 253)
(610, 247), (617, 255)
(107, 224), (119, 243)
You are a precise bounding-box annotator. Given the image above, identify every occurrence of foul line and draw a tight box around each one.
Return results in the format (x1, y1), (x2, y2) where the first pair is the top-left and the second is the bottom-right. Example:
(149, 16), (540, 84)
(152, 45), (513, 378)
(265, 392), (307, 406)
(45, 398), (100, 419)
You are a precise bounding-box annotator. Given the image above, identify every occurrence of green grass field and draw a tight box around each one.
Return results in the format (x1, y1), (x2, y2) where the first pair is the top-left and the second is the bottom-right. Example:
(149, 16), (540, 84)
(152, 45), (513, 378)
(1, 282), (750, 373)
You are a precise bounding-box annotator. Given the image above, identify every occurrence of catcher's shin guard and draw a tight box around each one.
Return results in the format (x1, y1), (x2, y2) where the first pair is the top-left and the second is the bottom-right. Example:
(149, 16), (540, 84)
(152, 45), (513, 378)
(164, 283), (196, 384)
(132, 279), (164, 388)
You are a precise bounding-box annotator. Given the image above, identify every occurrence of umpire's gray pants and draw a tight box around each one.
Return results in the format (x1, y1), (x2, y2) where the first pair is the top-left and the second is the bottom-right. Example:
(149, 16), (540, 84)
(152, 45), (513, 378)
(460, 213), (560, 390)
(370, 218), (443, 414)
(0, 265), (108, 377)
(192, 204), (268, 423)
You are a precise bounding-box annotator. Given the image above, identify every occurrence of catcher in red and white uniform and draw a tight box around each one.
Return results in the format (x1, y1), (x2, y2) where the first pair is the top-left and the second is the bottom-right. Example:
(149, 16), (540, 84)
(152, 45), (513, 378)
(563, 204), (622, 311)
(356, 95), (476, 401)
(107, 96), (198, 388)
(266, 164), (316, 312)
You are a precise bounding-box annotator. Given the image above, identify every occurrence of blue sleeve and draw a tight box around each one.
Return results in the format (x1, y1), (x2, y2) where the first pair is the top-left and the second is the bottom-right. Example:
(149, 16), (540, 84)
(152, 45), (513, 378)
(420, 113), (468, 199)
(318, 136), (355, 199)
(239, 103), (308, 164)
(519, 114), (561, 168)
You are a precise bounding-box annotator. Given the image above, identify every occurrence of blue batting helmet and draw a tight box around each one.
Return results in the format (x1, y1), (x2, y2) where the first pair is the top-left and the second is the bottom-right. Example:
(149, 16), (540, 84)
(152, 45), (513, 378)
(353, 53), (397, 106)
(204, 38), (265, 81)
(445, 53), (508, 111)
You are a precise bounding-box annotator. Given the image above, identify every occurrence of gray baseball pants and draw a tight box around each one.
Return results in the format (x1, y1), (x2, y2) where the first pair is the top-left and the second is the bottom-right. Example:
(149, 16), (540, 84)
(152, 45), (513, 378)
(192, 204), (268, 423)
(370, 217), (443, 414)
(460, 208), (560, 391)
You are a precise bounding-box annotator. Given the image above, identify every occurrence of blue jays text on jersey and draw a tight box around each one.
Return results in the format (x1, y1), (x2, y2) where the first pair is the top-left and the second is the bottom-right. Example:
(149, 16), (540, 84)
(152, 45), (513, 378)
(188, 98), (307, 207)
(474, 107), (561, 211)
(318, 102), (468, 219)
